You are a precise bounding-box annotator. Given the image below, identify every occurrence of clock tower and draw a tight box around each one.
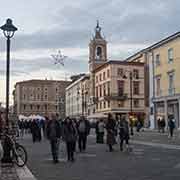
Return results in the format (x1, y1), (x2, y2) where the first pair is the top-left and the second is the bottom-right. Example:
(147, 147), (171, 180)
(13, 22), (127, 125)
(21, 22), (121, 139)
(88, 21), (107, 115)
(89, 21), (107, 72)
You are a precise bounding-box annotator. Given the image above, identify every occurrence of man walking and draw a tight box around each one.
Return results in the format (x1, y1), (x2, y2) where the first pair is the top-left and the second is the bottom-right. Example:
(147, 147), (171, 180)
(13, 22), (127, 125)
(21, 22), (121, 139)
(77, 116), (90, 152)
(46, 114), (61, 163)
(168, 115), (175, 138)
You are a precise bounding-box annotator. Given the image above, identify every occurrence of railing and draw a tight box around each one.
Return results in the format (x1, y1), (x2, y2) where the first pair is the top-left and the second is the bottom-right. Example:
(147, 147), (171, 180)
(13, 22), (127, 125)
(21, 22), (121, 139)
(104, 93), (128, 101)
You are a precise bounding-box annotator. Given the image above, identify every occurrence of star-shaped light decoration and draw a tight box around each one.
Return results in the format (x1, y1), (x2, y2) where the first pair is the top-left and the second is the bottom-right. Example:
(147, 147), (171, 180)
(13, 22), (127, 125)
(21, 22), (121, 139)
(51, 50), (67, 66)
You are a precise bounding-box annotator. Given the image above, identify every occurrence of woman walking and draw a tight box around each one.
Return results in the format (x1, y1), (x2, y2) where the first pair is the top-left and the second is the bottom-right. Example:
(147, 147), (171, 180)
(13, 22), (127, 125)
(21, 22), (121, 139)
(63, 117), (78, 162)
(106, 113), (116, 152)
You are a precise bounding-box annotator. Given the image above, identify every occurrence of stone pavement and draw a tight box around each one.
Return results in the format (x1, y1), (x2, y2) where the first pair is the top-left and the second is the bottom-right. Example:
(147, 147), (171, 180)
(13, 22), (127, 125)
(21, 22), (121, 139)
(0, 160), (37, 180)
(19, 132), (180, 180)
(0, 164), (19, 180)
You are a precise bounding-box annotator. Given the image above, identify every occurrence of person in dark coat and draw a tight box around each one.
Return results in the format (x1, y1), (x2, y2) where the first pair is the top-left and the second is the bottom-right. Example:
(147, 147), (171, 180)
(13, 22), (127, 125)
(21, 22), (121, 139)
(46, 114), (61, 163)
(168, 115), (175, 138)
(96, 119), (105, 144)
(31, 119), (40, 143)
(77, 116), (91, 152)
(63, 117), (77, 162)
(160, 117), (166, 133)
(119, 117), (130, 151)
(106, 113), (116, 152)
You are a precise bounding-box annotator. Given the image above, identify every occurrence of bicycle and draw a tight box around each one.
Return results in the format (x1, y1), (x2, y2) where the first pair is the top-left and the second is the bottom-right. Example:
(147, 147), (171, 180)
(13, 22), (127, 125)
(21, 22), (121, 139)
(1, 131), (28, 167)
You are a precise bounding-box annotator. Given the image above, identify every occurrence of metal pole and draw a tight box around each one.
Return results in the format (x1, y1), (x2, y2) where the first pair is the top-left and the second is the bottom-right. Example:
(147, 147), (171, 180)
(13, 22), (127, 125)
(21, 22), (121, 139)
(130, 71), (134, 135)
(6, 37), (10, 130)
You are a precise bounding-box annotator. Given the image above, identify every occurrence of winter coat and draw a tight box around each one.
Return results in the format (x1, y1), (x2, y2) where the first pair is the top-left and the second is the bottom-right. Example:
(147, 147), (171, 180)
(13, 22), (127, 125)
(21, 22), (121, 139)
(62, 121), (78, 142)
(119, 120), (129, 140)
(46, 120), (61, 140)
(77, 119), (91, 136)
(106, 119), (116, 145)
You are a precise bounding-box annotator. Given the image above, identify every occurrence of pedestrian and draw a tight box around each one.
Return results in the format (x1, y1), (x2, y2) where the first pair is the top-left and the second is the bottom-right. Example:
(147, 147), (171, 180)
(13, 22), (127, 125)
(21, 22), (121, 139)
(63, 117), (77, 162)
(168, 115), (175, 138)
(31, 119), (39, 143)
(46, 114), (61, 163)
(160, 117), (166, 133)
(157, 118), (161, 133)
(119, 117), (130, 151)
(96, 119), (105, 144)
(77, 116), (91, 152)
(106, 113), (116, 152)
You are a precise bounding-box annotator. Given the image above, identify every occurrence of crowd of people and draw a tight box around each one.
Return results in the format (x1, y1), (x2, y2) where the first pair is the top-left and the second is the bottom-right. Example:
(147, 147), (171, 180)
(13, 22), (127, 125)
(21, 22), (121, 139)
(0, 110), (178, 164)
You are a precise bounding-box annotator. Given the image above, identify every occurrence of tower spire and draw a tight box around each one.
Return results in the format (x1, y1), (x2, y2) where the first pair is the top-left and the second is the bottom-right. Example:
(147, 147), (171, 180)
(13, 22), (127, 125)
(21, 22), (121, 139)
(95, 20), (102, 39)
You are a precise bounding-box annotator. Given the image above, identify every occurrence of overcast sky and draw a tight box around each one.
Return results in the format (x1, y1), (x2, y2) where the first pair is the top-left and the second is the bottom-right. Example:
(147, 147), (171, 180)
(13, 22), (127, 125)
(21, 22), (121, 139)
(0, 0), (180, 105)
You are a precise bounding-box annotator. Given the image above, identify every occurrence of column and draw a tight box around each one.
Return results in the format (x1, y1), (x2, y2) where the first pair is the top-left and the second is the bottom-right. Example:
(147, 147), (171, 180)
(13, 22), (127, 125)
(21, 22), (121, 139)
(164, 100), (168, 129)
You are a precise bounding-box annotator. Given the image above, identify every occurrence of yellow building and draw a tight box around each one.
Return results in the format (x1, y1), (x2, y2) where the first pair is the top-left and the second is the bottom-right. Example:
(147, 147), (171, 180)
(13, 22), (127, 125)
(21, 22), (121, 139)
(93, 61), (145, 121)
(149, 32), (180, 128)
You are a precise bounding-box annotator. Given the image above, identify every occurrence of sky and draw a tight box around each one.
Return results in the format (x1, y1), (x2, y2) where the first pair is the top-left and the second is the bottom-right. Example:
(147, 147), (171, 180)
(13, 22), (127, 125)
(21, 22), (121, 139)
(0, 0), (180, 105)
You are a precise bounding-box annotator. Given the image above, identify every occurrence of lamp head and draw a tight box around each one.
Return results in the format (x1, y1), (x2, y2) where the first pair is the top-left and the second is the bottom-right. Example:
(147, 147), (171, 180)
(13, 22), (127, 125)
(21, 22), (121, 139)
(0, 18), (18, 38)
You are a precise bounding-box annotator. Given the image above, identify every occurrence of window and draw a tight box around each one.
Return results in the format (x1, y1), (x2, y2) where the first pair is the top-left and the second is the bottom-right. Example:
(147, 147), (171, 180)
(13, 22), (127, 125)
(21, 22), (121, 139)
(103, 72), (106, 80)
(168, 48), (173, 63)
(37, 94), (40, 100)
(168, 72), (175, 95)
(37, 105), (40, 110)
(134, 100), (139, 108)
(45, 104), (47, 110)
(155, 54), (160, 66)
(96, 46), (102, 59)
(133, 81), (140, 95)
(103, 84), (106, 96)
(30, 104), (33, 110)
(108, 101), (110, 108)
(107, 82), (110, 96)
(117, 80), (124, 96)
(45, 94), (48, 99)
(133, 69), (139, 79)
(99, 85), (102, 97)
(100, 102), (102, 109)
(99, 74), (102, 81)
(23, 104), (26, 110)
(103, 101), (106, 108)
(117, 68), (123, 77)
(24, 94), (26, 100)
(107, 69), (110, 78)
(156, 77), (161, 96)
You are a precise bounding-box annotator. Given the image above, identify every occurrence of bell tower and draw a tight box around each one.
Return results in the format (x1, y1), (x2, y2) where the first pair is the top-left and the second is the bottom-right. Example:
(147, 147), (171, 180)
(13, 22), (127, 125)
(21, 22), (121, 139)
(88, 21), (107, 115)
(89, 21), (107, 72)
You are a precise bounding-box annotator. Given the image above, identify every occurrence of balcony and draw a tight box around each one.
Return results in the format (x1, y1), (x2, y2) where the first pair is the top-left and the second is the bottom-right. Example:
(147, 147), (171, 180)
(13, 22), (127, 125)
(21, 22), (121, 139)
(104, 93), (128, 101)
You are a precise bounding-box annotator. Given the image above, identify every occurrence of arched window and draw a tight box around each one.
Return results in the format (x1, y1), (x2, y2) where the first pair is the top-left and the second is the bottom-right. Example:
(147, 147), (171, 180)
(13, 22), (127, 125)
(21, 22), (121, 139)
(96, 46), (102, 59)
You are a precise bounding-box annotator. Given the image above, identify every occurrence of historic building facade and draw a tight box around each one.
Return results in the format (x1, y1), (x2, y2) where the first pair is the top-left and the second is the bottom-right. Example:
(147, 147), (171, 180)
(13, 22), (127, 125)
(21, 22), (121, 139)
(93, 61), (145, 120)
(66, 75), (90, 118)
(13, 79), (71, 118)
(126, 32), (180, 129)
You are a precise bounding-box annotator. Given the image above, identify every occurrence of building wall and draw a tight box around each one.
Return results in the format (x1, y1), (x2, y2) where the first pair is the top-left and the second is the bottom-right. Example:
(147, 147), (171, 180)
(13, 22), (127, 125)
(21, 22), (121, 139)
(94, 62), (145, 118)
(153, 38), (180, 97)
(14, 80), (70, 118)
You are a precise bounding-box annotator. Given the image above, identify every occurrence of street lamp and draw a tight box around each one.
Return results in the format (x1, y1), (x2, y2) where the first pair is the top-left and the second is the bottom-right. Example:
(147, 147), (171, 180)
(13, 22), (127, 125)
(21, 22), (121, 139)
(123, 71), (134, 135)
(0, 18), (17, 163)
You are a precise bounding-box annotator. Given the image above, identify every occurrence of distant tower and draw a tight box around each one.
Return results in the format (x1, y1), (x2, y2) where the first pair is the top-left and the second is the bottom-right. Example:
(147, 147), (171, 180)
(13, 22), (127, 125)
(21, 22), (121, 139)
(89, 20), (107, 72)
(88, 21), (107, 115)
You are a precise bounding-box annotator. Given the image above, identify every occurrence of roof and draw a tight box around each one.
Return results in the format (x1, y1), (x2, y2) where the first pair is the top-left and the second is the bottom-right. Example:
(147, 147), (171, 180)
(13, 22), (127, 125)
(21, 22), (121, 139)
(92, 60), (144, 73)
(66, 74), (89, 90)
(125, 31), (180, 62)
(15, 79), (71, 87)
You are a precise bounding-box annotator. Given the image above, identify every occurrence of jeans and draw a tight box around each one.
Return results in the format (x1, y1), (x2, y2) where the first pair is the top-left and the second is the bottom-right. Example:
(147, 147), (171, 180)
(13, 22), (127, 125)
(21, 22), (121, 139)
(50, 139), (59, 162)
(66, 142), (75, 161)
(120, 138), (129, 151)
(78, 133), (87, 152)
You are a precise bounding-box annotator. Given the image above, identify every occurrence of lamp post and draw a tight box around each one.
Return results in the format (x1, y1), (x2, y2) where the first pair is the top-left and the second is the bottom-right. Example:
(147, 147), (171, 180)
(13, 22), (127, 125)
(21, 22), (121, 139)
(123, 71), (134, 135)
(0, 18), (17, 163)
